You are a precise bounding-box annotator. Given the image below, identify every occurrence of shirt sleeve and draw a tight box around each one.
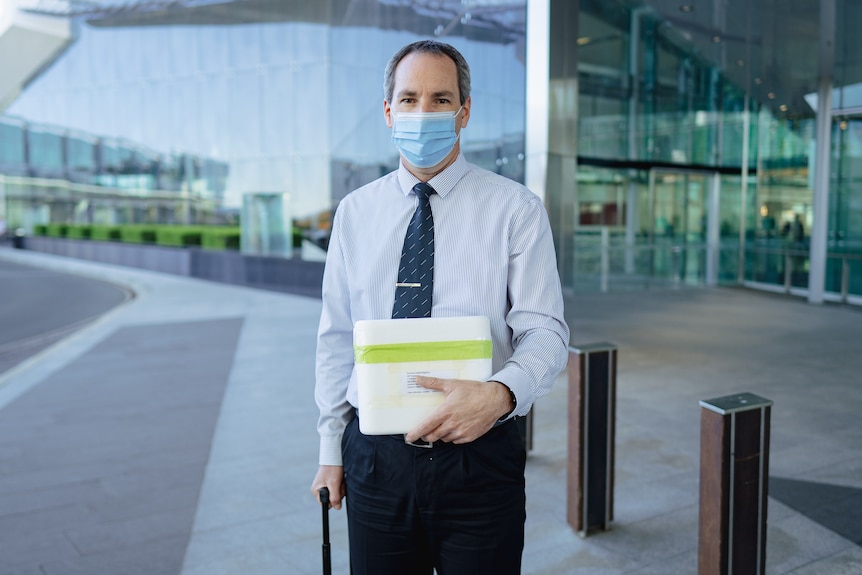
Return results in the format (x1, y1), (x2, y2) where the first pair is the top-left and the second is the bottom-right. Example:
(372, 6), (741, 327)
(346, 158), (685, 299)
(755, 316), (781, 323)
(314, 207), (356, 466)
(492, 195), (570, 418)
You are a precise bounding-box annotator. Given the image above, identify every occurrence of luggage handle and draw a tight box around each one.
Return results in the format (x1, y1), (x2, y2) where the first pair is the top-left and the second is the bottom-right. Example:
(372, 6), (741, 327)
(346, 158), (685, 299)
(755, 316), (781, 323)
(319, 487), (331, 575)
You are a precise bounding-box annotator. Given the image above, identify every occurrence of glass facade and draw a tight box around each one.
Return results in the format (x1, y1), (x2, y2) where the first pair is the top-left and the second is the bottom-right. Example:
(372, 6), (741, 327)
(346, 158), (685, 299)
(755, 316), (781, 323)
(0, 115), (228, 229)
(2, 0), (861, 303)
(559, 0), (862, 303)
(4, 1), (528, 248)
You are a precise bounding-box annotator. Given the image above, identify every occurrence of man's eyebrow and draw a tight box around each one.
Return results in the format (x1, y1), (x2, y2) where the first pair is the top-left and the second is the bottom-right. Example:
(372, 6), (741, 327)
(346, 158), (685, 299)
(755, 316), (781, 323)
(432, 90), (456, 99)
(394, 89), (457, 99)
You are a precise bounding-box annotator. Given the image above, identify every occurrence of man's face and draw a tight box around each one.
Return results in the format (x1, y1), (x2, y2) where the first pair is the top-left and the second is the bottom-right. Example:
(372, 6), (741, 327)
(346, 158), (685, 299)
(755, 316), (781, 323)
(384, 52), (470, 131)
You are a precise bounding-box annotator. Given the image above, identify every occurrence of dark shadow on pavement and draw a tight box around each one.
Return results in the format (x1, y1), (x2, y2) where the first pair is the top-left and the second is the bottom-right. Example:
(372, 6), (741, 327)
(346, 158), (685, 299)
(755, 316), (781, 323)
(770, 476), (862, 546)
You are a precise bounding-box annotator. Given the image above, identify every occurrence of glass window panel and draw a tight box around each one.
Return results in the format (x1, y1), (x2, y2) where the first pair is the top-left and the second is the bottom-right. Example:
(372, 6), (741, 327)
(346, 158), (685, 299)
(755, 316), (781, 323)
(168, 79), (200, 154)
(101, 27), (141, 84)
(197, 75), (230, 160)
(292, 62), (326, 153)
(227, 71), (262, 159)
(260, 23), (293, 67)
(261, 66), (298, 156)
(197, 27), (230, 74)
(0, 119), (26, 168)
(28, 128), (64, 175)
(227, 25), (261, 70)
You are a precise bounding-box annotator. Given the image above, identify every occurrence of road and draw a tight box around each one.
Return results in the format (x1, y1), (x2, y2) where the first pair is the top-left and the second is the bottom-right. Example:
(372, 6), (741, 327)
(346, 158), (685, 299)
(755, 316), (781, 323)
(0, 255), (131, 374)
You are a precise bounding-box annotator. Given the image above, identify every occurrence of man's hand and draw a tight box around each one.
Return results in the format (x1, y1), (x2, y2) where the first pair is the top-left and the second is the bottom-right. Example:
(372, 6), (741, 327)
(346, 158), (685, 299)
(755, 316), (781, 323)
(311, 465), (345, 510)
(405, 377), (514, 445)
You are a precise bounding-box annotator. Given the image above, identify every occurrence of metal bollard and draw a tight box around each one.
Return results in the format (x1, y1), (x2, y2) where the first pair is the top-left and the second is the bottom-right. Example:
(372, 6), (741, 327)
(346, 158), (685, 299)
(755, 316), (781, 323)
(12, 229), (25, 249)
(699, 392), (772, 575)
(567, 343), (617, 536)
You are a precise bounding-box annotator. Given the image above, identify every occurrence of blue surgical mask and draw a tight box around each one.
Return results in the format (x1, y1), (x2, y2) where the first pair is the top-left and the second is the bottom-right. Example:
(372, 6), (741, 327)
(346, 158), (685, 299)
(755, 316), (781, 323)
(391, 107), (462, 168)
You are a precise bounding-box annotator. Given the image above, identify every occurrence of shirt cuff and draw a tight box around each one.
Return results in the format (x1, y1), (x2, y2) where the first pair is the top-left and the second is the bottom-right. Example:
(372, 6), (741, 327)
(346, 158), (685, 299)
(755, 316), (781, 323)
(490, 365), (532, 419)
(319, 434), (344, 466)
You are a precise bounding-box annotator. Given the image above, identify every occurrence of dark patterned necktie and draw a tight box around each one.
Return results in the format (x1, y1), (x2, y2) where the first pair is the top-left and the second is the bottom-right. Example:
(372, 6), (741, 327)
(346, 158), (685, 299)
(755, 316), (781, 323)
(392, 182), (436, 318)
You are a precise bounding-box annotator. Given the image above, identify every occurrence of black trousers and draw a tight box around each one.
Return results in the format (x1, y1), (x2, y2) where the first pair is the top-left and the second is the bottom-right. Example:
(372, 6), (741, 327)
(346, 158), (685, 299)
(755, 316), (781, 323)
(342, 415), (527, 575)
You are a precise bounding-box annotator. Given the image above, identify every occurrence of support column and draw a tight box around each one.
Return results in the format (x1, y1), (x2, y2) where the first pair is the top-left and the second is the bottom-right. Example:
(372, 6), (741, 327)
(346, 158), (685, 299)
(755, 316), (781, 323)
(699, 393), (772, 575)
(524, 0), (550, 204)
(706, 172), (721, 285)
(808, 0), (835, 304)
(737, 93), (750, 284)
(567, 343), (616, 536)
(625, 8), (646, 275)
(540, 0), (580, 288)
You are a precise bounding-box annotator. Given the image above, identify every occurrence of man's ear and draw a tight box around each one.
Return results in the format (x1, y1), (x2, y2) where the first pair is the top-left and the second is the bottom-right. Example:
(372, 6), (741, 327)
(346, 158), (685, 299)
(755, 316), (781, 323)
(384, 100), (393, 128)
(459, 96), (472, 128)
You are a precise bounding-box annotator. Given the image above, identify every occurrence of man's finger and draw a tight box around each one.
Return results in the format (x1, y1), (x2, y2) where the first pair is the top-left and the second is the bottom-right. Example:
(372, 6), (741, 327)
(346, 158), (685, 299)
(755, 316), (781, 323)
(313, 484), (344, 510)
(414, 375), (444, 390)
(330, 492), (343, 510)
(405, 411), (445, 443)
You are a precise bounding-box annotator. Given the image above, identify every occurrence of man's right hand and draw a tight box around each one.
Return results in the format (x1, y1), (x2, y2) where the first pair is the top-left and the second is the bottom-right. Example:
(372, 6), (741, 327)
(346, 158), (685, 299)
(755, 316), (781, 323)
(311, 465), (345, 510)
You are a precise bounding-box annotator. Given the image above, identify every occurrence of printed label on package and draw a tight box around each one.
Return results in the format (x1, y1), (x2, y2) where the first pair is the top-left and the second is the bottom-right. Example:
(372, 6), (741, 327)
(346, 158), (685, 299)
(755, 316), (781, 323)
(401, 370), (456, 394)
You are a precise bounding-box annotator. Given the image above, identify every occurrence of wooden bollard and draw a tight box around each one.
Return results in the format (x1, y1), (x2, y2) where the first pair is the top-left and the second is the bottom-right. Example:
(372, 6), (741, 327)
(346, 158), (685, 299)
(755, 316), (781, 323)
(699, 393), (772, 575)
(567, 343), (617, 536)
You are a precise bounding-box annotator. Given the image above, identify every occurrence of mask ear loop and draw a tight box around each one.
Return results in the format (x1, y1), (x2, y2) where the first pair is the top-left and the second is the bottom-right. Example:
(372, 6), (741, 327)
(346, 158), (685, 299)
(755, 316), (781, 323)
(393, 106), (464, 121)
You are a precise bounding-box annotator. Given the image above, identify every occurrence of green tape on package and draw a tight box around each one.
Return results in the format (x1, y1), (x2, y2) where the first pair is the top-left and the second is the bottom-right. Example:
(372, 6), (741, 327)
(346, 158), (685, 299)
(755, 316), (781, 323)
(354, 340), (492, 364)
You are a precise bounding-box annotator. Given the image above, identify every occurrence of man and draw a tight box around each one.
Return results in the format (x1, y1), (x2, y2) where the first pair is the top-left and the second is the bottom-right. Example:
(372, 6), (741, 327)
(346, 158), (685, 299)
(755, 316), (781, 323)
(310, 40), (569, 574)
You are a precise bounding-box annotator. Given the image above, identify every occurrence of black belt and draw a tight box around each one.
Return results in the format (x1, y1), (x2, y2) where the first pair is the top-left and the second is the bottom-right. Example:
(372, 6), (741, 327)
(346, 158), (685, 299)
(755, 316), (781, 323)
(390, 434), (436, 448)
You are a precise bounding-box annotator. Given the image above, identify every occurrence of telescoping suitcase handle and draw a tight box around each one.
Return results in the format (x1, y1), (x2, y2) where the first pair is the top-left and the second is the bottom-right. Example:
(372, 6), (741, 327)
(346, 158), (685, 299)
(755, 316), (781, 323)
(319, 487), (332, 575)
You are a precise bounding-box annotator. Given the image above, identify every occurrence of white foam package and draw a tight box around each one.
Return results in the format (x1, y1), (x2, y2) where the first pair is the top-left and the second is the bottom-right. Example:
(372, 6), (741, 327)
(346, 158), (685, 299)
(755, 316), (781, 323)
(353, 316), (492, 435)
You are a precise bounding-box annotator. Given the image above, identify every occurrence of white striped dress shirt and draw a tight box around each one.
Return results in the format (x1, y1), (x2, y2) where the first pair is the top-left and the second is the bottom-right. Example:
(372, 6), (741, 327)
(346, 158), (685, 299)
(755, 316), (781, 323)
(315, 154), (570, 466)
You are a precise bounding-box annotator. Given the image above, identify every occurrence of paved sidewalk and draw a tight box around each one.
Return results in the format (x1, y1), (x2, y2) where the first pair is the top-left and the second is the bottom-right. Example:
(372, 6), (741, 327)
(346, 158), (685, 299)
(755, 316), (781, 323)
(0, 247), (860, 574)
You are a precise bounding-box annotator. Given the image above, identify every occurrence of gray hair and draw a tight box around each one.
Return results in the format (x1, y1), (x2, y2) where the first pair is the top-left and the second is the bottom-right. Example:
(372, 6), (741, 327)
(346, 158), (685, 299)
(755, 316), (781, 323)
(383, 40), (471, 105)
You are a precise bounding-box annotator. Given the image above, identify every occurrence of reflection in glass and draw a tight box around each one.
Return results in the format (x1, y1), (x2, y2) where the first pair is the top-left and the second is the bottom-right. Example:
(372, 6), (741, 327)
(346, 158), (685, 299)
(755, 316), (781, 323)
(5, 1), (529, 255)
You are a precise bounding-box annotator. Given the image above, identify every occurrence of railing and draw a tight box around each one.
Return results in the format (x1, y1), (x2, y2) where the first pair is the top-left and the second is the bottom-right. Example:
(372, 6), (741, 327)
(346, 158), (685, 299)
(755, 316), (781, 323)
(571, 228), (738, 292)
(571, 228), (862, 305)
(744, 245), (862, 305)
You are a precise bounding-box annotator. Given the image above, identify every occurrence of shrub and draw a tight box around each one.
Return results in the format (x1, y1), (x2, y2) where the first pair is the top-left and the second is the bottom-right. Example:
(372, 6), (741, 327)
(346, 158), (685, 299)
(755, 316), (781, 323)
(120, 226), (157, 244)
(66, 225), (92, 239)
(45, 224), (69, 238)
(30, 222), (244, 250)
(201, 227), (241, 250)
(156, 226), (203, 248)
(91, 225), (122, 241)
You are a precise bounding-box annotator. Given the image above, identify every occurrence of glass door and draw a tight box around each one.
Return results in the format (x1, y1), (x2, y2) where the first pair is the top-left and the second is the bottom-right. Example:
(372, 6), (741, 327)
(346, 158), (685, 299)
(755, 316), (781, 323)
(831, 115), (862, 299)
(648, 169), (709, 285)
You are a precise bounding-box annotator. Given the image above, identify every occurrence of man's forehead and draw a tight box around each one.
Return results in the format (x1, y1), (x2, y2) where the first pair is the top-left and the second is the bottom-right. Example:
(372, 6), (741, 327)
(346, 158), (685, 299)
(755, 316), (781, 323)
(393, 53), (458, 87)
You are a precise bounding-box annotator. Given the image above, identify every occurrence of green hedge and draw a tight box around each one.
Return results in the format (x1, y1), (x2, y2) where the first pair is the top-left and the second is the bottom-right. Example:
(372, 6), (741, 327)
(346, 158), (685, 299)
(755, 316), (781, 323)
(32, 223), (241, 250)
(156, 226), (203, 247)
(66, 225), (92, 239)
(120, 226), (158, 244)
(201, 227), (241, 250)
(45, 224), (69, 238)
(91, 225), (122, 241)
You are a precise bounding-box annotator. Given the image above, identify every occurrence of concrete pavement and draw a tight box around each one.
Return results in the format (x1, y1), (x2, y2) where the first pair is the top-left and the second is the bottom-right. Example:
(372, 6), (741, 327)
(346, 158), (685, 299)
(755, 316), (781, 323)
(0, 246), (860, 574)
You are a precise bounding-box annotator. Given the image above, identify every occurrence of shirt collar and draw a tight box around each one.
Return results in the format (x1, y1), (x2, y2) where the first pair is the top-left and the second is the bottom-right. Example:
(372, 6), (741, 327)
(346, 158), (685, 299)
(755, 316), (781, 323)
(396, 154), (469, 199)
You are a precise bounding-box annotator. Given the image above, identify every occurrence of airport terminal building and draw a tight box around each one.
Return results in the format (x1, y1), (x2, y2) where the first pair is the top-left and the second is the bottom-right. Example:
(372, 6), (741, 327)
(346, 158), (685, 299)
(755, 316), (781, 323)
(0, 0), (859, 305)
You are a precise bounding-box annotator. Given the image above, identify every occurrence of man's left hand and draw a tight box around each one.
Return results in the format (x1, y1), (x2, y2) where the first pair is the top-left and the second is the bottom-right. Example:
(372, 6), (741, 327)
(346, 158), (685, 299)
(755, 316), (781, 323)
(405, 377), (513, 445)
